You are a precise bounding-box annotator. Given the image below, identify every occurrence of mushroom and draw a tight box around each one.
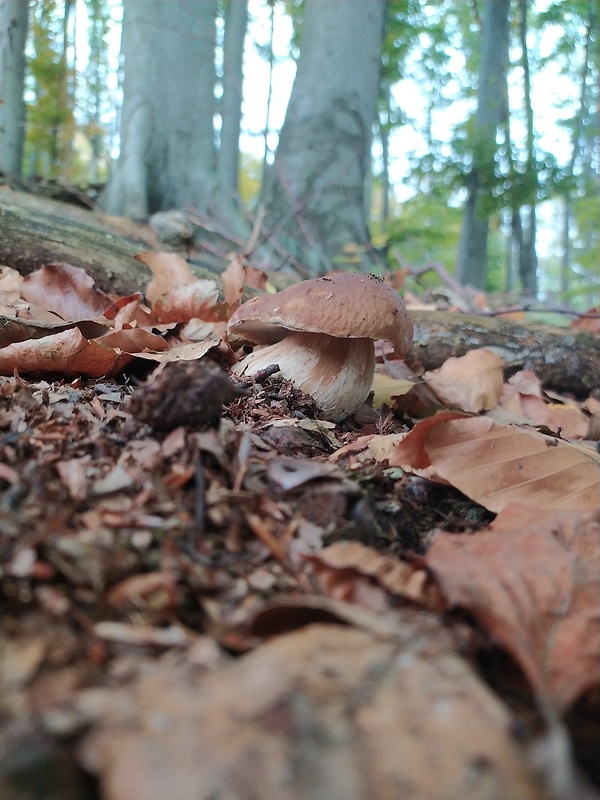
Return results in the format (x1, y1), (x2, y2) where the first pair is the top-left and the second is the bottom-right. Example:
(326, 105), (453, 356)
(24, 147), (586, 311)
(226, 273), (413, 421)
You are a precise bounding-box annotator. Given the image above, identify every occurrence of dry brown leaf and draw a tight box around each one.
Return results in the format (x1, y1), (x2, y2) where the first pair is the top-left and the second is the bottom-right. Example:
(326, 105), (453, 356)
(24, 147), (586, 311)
(307, 541), (437, 608)
(132, 339), (219, 363)
(180, 319), (226, 342)
(78, 624), (543, 800)
(136, 251), (196, 305)
(56, 458), (90, 501)
(150, 281), (221, 324)
(221, 253), (245, 308)
(98, 327), (168, 354)
(242, 265), (268, 291)
(390, 413), (600, 511)
(426, 504), (600, 709)
(500, 370), (589, 438)
(571, 307), (600, 334)
(385, 410), (468, 474)
(21, 262), (113, 321)
(105, 571), (177, 610)
(0, 328), (134, 377)
(424, 348), (505, 412)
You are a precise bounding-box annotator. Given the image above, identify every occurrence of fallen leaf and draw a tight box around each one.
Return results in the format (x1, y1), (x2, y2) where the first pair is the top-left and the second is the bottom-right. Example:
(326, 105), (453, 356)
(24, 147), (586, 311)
(221, 253), (245, 308)
(132, 339), (220, 363)
(307, 541), (436, 608)
(150, 281), (221, 324)
(105, 571), (177, 611)
(78, 624), (543, 800)
(499, 370), (589, 438)
(21, 263), (113, 321)
(136, 251), (196, 305)
(266, 457), (342, 491)
(571, 307), (600, 334)
(91, 465), (135, 496)
(0, 328), (134, 377)
(424, 348), (505, 412)
(390, 413), (600, 511)
(370, 372), (415, 409)
(426, 504), (600, 709)
(56, 458), (90, 501)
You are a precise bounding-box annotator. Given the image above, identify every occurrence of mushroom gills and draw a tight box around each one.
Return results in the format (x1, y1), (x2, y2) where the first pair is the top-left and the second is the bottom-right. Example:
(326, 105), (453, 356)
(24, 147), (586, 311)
(232, 331), (375, 421)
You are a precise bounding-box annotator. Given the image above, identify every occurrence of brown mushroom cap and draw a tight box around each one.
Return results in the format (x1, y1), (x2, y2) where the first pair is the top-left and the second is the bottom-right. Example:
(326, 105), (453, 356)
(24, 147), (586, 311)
(226, 273), (413, 355)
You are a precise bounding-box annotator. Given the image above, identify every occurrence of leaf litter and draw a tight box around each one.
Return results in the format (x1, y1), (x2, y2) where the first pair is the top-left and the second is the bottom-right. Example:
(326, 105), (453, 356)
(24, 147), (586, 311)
(1, 256), (600, 799)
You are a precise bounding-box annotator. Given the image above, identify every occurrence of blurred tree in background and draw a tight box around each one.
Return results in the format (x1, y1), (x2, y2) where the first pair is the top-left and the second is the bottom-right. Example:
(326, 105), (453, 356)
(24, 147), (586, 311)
(0, 0), (598, 303)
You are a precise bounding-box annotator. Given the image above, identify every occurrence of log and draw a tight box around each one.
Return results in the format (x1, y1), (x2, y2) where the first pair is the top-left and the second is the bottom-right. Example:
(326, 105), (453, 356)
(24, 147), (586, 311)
(0, 186), (154, 296)
(409, 310), (600, 396)
(1, 188), (598, 395)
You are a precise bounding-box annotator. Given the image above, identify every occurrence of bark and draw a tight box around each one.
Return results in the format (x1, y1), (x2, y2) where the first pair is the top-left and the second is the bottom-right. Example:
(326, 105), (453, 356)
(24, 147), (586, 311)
(560, 10), (594, 296)
(517, 0), (538, 298)
(0, 187), (152, 296)
(218, 0), (248, 198)
(456, 0), (510, 288)
(409, 310), (600, 396)
(261, 0), (387, 276)
(101, 0), (218, 219)
(260, 1), (275, 190)
(0, 0), (29, 177)
(0, 187), (266, 296)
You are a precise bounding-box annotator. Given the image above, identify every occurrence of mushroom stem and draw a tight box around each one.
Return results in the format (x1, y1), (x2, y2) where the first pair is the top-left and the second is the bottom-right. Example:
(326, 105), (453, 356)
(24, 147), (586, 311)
(232, 331), (375, 421)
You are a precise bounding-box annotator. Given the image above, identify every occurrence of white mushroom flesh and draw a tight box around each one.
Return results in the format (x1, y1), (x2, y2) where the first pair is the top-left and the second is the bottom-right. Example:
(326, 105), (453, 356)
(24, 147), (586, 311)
(232, 331), (375, 421)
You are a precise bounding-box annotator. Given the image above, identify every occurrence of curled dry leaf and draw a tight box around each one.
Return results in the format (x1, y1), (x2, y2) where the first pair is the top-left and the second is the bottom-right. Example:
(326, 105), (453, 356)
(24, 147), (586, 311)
(136, 250), (221, 323)
(150, 281), (221, 324)
(220, 253), (245, 308)
(306, 540), (438, 609)
(136, 251), (196, 305)
(426, 504), (600, 710)
(423, 348), (505, 412)
(0, 326), (167, 377)
(132, 339), (220, 363)
(78, 624), (544, 800)
(0, 328), (131, 377)
(105, 571), (177, 611)
(21, 262), (113, 321)
(389, 413), (600, 511)
(500, 370), (589, 439)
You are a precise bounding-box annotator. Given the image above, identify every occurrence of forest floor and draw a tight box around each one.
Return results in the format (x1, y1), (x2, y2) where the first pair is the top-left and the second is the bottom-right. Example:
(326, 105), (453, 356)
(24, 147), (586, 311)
(1, 193), (600, 800)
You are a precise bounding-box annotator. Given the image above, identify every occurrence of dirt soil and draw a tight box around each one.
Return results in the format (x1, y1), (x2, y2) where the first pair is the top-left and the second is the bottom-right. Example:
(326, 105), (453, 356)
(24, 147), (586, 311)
(1, 234), (600, 799)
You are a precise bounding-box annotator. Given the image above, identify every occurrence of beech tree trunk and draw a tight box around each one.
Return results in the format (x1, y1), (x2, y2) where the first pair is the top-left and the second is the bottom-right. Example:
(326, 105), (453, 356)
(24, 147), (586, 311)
(218, 0), (248, 198)
(101, 0), (218, 219)
(456, 0), (510, 289)
(0, 0), (29, 177)
(261, 0), (387, 276)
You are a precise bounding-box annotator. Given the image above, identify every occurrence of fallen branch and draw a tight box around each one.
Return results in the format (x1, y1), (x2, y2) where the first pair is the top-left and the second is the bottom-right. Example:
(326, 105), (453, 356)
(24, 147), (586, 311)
(410, 310), (600, 395)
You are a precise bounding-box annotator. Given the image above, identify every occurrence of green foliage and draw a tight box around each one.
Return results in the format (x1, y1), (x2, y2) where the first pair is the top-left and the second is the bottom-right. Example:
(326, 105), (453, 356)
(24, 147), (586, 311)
(379, 192), (463, 271)
(81, 0), (112, 182)
(25, 0), (75, 178)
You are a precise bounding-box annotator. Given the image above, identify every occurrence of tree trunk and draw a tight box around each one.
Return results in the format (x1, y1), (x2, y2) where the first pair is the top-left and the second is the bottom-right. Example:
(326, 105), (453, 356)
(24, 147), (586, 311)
(517, 0), (538, 298)
(560, 9), (593, 298)
(456, 0), (510, 288)
(218, 0), (248, 198)
(101, 0), (218, 219)
(0, 0), (29, 178)
(261, 0), (387, 276)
